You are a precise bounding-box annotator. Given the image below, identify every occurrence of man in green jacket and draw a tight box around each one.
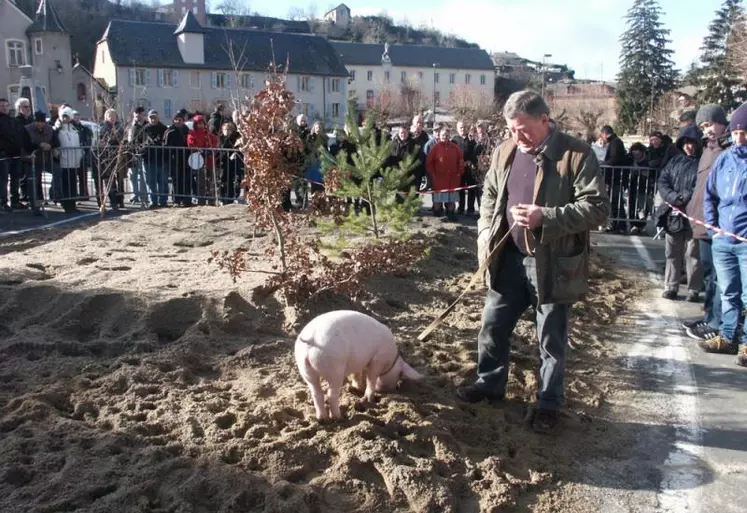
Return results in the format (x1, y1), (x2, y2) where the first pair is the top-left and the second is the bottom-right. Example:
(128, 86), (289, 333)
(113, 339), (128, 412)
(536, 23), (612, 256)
(456, 90), (610, 433)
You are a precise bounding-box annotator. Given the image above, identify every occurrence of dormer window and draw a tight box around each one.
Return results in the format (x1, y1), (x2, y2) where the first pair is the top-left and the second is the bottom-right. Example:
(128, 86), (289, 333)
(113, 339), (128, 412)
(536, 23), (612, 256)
(34, 38), (43, 56)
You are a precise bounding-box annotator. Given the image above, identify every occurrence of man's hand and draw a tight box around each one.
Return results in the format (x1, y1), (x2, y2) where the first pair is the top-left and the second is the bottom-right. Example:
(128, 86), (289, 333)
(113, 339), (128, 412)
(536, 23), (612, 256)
(40, 142), (51, 151)
(511, 204), (543, 230)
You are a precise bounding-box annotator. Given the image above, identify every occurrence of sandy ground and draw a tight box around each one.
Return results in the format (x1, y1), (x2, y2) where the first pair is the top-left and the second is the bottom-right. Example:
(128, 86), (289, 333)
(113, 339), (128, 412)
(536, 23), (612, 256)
(0, 205), (644, 513)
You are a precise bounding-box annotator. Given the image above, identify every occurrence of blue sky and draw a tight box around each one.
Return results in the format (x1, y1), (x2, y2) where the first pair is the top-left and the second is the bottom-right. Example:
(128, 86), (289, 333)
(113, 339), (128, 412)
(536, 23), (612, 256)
(253, 0), (722, 80)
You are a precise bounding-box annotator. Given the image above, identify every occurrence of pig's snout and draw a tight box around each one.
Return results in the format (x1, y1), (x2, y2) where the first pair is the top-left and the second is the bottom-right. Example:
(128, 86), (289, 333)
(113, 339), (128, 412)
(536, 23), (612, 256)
(375, 358), (423, 392)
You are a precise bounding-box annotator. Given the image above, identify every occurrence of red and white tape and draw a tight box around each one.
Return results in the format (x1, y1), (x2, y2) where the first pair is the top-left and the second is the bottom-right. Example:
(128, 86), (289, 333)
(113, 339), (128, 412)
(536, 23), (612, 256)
(666, 201), (747, 244)
(417, 184), (480, 195)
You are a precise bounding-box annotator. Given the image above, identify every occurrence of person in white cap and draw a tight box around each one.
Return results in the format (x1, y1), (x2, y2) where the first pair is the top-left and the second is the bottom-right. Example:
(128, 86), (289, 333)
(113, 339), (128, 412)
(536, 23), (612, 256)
(53, 107), (84, 212)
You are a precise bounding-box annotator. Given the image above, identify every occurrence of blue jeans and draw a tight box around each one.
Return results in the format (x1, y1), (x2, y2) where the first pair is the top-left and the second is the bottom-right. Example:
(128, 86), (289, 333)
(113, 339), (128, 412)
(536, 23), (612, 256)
(476, 240), (570, 410)
(712, 237), (747, 344)
(145, 161), (169, 206)
(699, 239), (722, 330)
(129, 156), (147, 203)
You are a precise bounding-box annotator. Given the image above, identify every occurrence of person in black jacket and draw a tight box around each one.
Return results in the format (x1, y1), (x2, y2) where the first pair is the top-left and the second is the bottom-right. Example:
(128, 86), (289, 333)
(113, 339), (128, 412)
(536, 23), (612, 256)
(410, 115), (430, 192)
(208, 104), (226, 136)
(657, 124), (703, 301)
(388, 125), (417, 195)
(648, 131), (679, 170)
(599, 125), (629, 232)
(452, 121), (478, 215)
(219, 121), (244, 203)
(72, 111), (93, 199)
(0, 98), (25, 210)
(164, 112), (190, 207)
(142, 110), (168, 208)
(14, 98), (33, 203)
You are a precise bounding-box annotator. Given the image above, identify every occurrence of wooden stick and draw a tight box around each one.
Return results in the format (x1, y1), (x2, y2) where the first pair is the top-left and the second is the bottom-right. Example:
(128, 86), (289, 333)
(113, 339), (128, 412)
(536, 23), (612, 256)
(416, 221), (518, 342)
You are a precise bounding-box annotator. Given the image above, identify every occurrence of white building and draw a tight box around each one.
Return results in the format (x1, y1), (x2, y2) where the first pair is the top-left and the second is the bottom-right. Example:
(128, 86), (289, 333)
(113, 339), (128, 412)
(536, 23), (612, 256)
(331, 41), (495, 114)
(93, 11), (350, 125)
(324, 4), (351, 28)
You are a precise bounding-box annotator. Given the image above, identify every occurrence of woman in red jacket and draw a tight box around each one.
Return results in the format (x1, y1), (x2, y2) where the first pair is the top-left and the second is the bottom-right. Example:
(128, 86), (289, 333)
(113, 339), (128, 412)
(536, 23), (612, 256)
(187, 115), (220, 206)
(426, 126), (464, 220)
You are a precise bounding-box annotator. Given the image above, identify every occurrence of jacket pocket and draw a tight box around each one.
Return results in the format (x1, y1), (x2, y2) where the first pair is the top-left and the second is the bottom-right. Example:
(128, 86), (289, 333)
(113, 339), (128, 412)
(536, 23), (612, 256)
(551, 251), (588, 303)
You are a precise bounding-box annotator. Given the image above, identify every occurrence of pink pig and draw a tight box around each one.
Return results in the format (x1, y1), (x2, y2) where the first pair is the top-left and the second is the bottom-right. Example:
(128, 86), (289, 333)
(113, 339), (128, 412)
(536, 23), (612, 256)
(294, 310), (423, 420)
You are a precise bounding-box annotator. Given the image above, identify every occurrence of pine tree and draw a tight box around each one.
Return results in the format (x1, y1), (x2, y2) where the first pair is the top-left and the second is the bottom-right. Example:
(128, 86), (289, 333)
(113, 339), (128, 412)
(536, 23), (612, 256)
(319, 105), (421, 243)
(615, 0), (678, 133)
(698, 0), (747, 111)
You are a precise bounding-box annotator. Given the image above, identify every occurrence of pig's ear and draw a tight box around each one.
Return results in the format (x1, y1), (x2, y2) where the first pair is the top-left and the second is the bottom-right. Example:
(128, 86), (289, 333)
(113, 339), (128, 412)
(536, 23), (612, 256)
(401, 361), (423, 381)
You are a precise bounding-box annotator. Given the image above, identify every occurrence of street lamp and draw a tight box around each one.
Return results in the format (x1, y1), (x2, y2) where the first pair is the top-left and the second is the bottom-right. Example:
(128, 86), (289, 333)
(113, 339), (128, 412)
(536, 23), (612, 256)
(540, 53), (552, 98)
(432, 62), (439, 122)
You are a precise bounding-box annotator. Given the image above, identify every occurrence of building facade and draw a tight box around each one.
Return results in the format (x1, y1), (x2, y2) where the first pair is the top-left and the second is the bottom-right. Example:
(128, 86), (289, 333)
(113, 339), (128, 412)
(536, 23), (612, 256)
(1, 0), (75, 115)
(331, 41), (495, 114)
(93, 11), (350, 126)
(324, 4), (351, 28)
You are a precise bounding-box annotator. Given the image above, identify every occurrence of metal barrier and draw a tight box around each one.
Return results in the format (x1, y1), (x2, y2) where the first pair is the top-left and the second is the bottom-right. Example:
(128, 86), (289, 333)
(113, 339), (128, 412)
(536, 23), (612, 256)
(2, 146), (254, 214)
(599, 165), (660, 234)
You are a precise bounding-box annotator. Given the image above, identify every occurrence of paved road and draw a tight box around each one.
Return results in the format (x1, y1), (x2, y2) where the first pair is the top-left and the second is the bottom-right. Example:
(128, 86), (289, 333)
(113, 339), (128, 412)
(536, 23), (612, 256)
(594, 232), (746, 513)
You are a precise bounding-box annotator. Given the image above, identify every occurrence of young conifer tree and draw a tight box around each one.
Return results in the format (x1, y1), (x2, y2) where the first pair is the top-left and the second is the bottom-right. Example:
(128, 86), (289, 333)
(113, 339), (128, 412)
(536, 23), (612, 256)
(320, 105), (422, 240)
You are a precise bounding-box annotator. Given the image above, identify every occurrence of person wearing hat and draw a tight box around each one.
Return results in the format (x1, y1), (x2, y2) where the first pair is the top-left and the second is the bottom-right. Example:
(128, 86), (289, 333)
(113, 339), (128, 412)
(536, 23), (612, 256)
(681, 104), (730, 341)
(701, 102), (747, 367)
(52, 107), (84, 212)
(142, 110), (168, 208)
(164, 111), (191, 206)
(657, 124), (703, 301)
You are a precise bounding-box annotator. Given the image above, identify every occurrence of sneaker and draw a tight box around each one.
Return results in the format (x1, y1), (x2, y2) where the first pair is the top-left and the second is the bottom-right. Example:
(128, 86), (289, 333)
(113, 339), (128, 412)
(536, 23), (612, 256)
(698, 335), (739, 354)
(737, 345), (747, 367)
(662, 290), (678, 300)
(686, 291), (700, 303)
(525, 406), (559, 434)
(681, 318), (702, 330)
(686, 323), (718, 341)
(630, 226), (641, 235)
(455, 385), (503, 404)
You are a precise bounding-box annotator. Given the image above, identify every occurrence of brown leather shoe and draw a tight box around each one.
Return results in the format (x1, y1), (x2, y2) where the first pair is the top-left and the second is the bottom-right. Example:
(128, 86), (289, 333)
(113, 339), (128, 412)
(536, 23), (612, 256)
(737, 345), (747, 367)
(698, 335), (739, 354)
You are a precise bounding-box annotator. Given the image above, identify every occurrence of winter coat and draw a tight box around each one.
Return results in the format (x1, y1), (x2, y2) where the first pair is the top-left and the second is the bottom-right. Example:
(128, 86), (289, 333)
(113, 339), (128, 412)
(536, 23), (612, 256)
(164, 123), (188, 169)
(208, 110), (225, 136)
(187, 116), (219, 169)
(0, 112), (23, 157)
(411, 130), (430, 178)
(603, 134), (628, 166)
(55, 123), (84, 169)
(99, 121), (124, 147)
(704, 144), (747, 245)
(426, 141), (464, 192)
(424, 136), (438, 155)
(24, 123), (59, 169)
(648, 139), (679, 170)
(128, 119), (147, 148)
(220, 131), (244, 176)
(478, 127), (609, 304)
(656, 125), (702, 235)
(688, 134), (731, 240)
(142, 121), (168, 164)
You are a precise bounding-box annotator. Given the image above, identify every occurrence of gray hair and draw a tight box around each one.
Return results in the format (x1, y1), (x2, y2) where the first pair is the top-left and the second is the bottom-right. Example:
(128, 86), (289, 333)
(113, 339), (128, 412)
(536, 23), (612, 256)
(14, 97), (30, 111)
(104, 108), (118, 122)
(503, 90), (550, 120)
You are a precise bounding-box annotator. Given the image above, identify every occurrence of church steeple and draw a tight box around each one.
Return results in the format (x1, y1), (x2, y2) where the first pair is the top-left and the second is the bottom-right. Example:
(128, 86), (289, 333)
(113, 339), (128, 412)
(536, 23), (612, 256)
(27, 0), (67, 34)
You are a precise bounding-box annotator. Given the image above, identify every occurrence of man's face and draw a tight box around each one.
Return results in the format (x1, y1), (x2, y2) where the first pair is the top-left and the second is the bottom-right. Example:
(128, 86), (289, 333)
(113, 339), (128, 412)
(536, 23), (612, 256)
(683, 140), (697, 156)
(19, 103), (31, 117)
(433, 129), (441, 140)
(439, 130), (449, 142)
(149, 115), (159, 125)
(399, 127), (408, 140)
(732, 129), (747, 146)
(35, 120), (45, 130)
(601, 130), (611, 142)
(412, 116), (423, 133)
(632, 149), (644, 161)
(457, 122), (466, 137)
(174, 117), (184, 127)
(700, 121), (726, 142)
(0, 101), (8, 115)
(649, 136), (663, 148)
(507, 113), (550, 152)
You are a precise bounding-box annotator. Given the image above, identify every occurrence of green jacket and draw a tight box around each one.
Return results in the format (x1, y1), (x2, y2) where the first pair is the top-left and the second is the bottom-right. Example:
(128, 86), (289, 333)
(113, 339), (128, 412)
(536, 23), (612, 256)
(477, 129), (610, 304)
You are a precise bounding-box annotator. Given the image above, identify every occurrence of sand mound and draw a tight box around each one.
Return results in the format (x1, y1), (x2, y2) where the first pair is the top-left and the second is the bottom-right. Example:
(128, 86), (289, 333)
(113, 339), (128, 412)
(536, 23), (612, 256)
(0, 207), (642, 512)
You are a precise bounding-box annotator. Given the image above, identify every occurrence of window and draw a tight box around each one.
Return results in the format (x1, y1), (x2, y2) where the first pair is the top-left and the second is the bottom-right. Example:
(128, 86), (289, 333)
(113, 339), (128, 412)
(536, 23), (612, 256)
(465, 74), (471, 85)
(384, 71), (390, 83)
(331, 103), (340, 118)
(134, 68), (146, 86)
(301, 76), (311, 92)
(350, 70), (355, 81)
(215, 72), (227, 89)
(434, 72), (439, 84)
(449, 73), (455, 84)
(366, 90), (374, 108)
(240, 73), (254, 89)
(331, 78), (341, 92)
(401, 71), (407, 83)
(76, 83), (87, 101)
(190, 71), (200, 88)
(162, 69), (176, 87)
(480, 74), (486, 85)
(434, 91), (440, 105)
(190, 99), (202, 112)
(164, 99), (173, 118)
(6, 41), (25, 67)
(34, 38), (42, 55)
(418, 71), (423, 80)
(367, 70), (373, 81)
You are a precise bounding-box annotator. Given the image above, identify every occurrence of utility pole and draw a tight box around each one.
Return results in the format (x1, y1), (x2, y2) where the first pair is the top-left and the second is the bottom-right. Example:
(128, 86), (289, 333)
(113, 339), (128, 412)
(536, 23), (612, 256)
(432, 62), (438, 125)
(540, 53), (552, 98)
